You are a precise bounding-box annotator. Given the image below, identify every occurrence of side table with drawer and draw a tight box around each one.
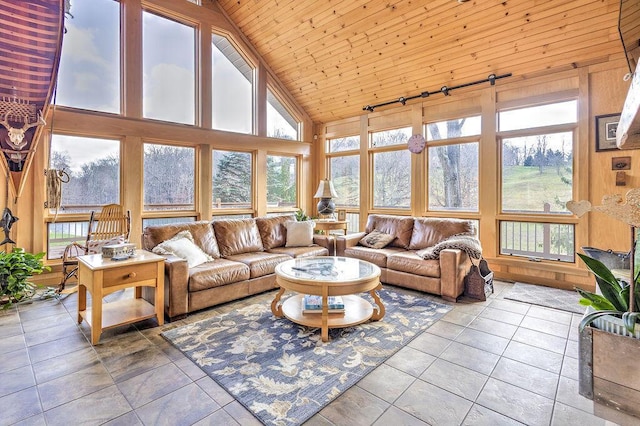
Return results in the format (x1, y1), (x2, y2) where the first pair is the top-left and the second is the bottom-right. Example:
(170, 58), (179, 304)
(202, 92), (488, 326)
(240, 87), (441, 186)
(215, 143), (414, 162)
(77, 250), (165, 344)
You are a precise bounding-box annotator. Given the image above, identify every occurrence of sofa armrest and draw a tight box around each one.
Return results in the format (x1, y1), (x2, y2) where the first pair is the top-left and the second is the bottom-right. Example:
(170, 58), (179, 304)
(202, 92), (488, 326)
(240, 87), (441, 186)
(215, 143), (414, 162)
(161, 254), (190, 320)
(335, 232), (365, 257)
(312, 235), (334, 256)
(439, 249), (472, 302)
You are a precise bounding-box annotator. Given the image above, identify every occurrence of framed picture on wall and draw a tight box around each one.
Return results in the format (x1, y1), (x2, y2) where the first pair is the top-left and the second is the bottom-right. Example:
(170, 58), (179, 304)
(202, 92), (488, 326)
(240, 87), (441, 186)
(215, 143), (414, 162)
(337, 209), (346, 221)
(595, 113), (621, 152)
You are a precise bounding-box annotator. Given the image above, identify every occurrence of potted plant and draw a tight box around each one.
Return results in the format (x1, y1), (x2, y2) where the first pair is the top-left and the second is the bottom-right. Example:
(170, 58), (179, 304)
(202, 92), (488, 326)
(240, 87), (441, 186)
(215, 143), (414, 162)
(0, 248), (49, 309)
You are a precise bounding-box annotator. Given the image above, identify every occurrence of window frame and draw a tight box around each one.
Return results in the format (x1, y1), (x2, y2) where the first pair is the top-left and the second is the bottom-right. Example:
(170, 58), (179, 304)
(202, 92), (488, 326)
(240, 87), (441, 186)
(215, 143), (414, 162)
(368, 127), (412, 212)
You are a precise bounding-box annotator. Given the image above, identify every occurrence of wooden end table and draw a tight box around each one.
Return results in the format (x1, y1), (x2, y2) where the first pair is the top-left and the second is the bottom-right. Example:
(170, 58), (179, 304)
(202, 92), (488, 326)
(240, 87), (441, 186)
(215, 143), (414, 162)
(314, 220), (348, 235)
(271, 256), (384, 342)
(77, 250), (165, 344)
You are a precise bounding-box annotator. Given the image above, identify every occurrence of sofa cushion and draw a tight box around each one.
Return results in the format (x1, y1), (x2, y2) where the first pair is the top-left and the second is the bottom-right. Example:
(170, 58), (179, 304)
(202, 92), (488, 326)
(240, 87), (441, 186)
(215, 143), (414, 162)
(268, 245), (329, 258)
(387, 251), (441, 278)
(359, 229), (395, 249)
(364, 214), (414, 249)
(343, 246), (405, 268)
(214, 218), (264, 256)
(188, 258), (250, 292)
(225, 252), (292, 278)
(143, 220), (220, 259)
(255, 215), (295, 249)
(285, 221), (315, 247)
(152, 230), (213, 268)
(409, 217), (476, 250)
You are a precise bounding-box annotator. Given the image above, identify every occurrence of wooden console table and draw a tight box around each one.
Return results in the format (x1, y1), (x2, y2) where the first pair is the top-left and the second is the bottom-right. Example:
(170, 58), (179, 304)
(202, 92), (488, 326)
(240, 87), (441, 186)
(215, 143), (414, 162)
(314, 220), (348, 235)
(77, 250), (164, 344)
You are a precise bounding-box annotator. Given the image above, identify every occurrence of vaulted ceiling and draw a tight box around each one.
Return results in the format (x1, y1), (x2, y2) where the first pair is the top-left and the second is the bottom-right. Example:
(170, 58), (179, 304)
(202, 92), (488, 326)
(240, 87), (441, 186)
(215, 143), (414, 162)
(216, 0), (624, 125)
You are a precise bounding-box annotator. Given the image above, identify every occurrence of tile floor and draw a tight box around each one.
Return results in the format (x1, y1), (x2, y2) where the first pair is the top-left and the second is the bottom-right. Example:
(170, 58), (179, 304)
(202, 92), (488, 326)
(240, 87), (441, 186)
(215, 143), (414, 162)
(0, 280), (637, 425)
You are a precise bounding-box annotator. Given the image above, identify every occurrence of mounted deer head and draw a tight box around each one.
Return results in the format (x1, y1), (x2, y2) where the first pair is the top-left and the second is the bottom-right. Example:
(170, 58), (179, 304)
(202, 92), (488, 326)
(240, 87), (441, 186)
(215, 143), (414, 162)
(0, 111), (46, 150)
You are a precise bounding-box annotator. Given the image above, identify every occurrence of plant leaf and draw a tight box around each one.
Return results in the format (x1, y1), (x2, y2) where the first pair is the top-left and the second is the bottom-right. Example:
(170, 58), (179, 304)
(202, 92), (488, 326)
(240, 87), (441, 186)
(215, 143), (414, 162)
(622, 312), (640, 334)
(577, 254), (627, 311)
(575, 287), (616, 311)
(579, 310), (623, 332)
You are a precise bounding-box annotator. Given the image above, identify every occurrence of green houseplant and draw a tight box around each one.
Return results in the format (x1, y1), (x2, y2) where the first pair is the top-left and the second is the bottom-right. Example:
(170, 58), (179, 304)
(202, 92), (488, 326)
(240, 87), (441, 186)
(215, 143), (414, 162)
(0, 248), (49, 309)
(576, 252), (640, 334)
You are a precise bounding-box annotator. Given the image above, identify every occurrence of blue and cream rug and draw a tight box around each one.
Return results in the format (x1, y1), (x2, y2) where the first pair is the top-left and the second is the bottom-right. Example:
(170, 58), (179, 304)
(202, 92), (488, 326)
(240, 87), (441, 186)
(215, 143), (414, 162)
(162, 289), (452, 425)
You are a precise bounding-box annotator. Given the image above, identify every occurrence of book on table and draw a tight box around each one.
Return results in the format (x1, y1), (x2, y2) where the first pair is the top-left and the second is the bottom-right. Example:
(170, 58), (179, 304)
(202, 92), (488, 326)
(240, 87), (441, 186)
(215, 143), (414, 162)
(302, 295), (345, 314)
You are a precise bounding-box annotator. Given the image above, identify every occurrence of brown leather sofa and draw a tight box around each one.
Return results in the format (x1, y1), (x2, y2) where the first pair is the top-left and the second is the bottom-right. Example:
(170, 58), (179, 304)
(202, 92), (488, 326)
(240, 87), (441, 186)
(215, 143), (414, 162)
(336, 214), (477, 302)
(142, 215), (330, 321)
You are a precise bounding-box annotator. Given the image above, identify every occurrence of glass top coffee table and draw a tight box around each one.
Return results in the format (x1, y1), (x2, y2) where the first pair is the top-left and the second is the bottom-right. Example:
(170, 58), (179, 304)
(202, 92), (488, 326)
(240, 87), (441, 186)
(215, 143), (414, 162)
(271, 256), (384, 342)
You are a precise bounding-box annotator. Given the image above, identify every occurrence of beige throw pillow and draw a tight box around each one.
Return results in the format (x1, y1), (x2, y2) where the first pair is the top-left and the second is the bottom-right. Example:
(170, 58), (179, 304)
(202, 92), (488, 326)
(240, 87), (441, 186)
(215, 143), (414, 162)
(285, 221), (315, 247)
(359, 229), (395, 249)
(152, 230), (213, 268)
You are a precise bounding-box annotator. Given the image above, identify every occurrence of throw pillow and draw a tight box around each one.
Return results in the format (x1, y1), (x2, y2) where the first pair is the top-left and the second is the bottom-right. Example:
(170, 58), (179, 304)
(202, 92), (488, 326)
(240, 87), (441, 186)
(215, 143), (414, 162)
(285, 221), (315, 247)
(152, 230), (213, 268)
(359, 229), (395, 249)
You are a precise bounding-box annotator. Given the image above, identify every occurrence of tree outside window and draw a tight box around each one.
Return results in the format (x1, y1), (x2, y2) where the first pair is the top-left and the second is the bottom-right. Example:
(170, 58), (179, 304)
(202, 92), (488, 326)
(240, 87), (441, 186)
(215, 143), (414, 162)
(267, 155), (297, 208)
(143, 144), (194, 211)
(212, 150), (252, 209)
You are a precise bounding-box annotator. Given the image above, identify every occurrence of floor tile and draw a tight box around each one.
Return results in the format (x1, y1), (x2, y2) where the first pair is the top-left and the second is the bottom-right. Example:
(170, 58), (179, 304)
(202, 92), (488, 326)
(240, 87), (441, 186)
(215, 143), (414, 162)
(526, 305), (573, 325)
(0, 365), (35, 398)
(27, 333), (91, 364)
(424, 319), (465, 340)
(13, 413), (47, 426)
(318, 385), (389, 426)
(0, 386), (42, 425)
(358, 364), (415, 403)
(501, 340), (564, 373)
(117, 363), (195, 408)
(476, 378), (554, 426)
(479, 307), (524, 326)
(394, 379), (473, 425)
(373, 406), (428, 426)
(0, 346), (30, 374)
(520, 316), (570, 338)
(222, 400), (263, 426)
(43, 385), (132, 425)
(135, 383), (217, 425)
(454, 327), (509, 355)
(407, 330), (452, 357)
(490, 357), (559, 399)
(420, 358), (488, 401)
(37, 362), (115, 410)
(196, 376), (235, 407)
(556, 375), (594, 414)
(18, 301), (68, 322)
(565, 339), (579, 358)
(101, 410), (143, 426)
(443, 309), (478, 327)
(0, 321), (23, 339)
(561, 355), (579, 380)
(467, 316), (518, 339)
(23, 320), (82, 347)
(551, 402), (606, 425)
(193, 408), (241, 426)
(486, 299), (530, 315)
(385, 346), (436, 377)
(0, 334), (26, 355)
(99, 341), (172, 383)
(512, 327), (567, 354)
(462, 404), (525, 425)
(32, 346), (98, 384)
(440, 341), (500, 375)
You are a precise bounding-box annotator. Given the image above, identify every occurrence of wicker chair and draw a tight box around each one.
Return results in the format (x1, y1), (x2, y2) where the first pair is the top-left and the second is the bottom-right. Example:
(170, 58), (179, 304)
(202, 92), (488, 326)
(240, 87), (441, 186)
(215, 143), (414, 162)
(57, 204), (131, 293)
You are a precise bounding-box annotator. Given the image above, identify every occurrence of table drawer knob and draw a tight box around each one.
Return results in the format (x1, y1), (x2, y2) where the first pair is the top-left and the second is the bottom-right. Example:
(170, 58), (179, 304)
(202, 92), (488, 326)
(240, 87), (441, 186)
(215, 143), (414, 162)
(126, 272), (137, 279)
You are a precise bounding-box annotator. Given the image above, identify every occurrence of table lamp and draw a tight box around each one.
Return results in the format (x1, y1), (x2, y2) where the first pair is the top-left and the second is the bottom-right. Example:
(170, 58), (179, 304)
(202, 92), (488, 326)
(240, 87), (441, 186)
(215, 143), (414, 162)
(314, 179), (338, 218)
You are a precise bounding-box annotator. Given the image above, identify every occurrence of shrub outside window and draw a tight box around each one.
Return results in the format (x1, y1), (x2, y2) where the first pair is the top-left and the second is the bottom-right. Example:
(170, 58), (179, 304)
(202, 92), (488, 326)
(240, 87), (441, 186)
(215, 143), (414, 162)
(143, 144), (195, 211)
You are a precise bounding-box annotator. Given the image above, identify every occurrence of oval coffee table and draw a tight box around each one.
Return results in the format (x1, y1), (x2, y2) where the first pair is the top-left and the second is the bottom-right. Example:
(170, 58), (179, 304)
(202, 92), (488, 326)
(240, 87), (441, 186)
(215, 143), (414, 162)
(271, 256), (384, 342)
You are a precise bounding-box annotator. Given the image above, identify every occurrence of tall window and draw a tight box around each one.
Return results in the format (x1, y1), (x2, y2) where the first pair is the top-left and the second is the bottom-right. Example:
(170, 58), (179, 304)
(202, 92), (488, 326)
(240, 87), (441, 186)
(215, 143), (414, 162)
(266, 155), (297, 209)
(142, 11), (195, 125)
(212, 34), (254, 134)
(498, 100), (577, 262)
(426, 116), (480, 211)
(212, 150), (252, 210)
(143, 144), (195, 210)
(49, 135), (120, 213)
(371, 128), (411, 209)
(57, 0), (120, 113)
(267, 88), (298, 140)
(328, 136), (359, 208)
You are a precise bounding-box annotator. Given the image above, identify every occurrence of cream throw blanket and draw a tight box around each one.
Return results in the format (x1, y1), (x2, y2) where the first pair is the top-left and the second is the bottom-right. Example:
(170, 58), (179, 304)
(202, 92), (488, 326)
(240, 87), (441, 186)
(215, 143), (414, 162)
(416, 234), (482, 260)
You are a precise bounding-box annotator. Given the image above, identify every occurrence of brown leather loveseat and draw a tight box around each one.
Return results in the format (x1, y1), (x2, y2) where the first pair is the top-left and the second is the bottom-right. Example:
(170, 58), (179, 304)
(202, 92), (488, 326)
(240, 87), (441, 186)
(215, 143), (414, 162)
(336, 214), (478, 301)
(143, 215), (330, 321)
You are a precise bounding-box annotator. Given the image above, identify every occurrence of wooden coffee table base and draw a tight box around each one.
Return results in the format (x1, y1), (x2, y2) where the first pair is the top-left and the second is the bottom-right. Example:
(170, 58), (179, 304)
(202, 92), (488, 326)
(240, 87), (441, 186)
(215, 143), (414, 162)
(271, 257), (384, 342)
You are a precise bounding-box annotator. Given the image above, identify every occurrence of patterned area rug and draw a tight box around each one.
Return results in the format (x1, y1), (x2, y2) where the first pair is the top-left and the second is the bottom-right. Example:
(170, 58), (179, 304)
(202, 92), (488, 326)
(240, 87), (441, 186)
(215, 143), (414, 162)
(504, 282), (584, 314)
(162, 289), (452, 425)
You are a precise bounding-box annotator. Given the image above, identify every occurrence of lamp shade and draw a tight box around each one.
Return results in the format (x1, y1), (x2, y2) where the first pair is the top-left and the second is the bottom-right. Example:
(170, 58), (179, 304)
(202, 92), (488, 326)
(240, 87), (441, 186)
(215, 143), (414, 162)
(314, 179), (338, 198)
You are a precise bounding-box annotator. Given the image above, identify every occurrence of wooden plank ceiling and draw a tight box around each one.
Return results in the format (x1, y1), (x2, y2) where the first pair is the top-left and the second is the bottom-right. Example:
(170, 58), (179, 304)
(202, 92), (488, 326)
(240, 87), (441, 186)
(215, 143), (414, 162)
(216, 0), (624, 125)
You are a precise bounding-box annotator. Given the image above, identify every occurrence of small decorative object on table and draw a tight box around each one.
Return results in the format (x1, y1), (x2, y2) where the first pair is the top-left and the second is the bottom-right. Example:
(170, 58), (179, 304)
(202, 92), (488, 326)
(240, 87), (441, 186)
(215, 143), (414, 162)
(464, 257), (494, 301)
(101, 243), (136, 259)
